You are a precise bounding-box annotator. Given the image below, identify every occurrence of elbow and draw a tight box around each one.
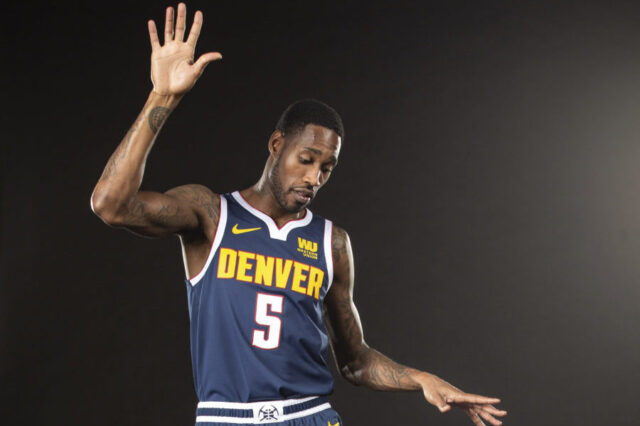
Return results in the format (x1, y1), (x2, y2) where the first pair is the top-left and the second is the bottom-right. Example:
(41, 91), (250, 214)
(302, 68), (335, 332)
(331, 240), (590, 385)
(90, 188), (126, 226)
(340, 363), (362, 386)
(339, 346), (370, 386)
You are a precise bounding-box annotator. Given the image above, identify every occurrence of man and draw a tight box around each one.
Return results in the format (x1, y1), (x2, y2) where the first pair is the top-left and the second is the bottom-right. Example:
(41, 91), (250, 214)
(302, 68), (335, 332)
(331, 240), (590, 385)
(90, 3), (507, 426)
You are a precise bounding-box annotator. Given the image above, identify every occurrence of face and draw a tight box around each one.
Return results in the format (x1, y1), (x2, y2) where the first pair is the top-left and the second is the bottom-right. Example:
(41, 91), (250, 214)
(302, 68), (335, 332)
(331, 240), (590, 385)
(267, 124), (341, 212)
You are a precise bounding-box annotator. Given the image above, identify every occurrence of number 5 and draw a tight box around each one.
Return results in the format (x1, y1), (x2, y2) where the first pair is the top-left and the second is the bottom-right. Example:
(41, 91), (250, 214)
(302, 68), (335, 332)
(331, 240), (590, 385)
(252, 292), (284, 350)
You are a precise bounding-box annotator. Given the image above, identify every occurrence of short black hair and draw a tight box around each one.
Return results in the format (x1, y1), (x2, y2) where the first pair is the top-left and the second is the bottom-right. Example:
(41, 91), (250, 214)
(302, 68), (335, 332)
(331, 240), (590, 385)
(275, 99), (344, 140)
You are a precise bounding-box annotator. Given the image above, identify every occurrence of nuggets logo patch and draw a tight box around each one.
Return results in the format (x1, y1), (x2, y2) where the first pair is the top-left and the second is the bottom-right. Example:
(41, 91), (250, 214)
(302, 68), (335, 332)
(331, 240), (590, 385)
(258, 404), (279, 421)
(328, 421), (340, 426)
(297, 237), (318, 260)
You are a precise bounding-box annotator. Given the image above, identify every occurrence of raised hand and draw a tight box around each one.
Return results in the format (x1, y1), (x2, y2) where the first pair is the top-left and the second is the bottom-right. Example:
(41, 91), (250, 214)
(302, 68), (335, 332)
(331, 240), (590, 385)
(418, 373), (507, 426)
(147, 3), (222, 96)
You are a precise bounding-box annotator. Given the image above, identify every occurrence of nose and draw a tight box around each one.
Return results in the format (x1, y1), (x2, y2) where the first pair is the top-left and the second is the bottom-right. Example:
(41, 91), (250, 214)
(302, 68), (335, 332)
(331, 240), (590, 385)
(303, 166), (322, 187)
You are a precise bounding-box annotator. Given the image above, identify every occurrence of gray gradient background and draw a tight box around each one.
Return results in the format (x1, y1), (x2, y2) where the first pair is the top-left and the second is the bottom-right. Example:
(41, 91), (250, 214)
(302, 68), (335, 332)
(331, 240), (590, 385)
(2, 1), (640, 425)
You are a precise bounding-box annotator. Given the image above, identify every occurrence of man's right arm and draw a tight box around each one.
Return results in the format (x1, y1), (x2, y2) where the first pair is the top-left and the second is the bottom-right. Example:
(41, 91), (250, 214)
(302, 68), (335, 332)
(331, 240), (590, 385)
(90, 3), (221, 238)
(90, 91), (210, 238)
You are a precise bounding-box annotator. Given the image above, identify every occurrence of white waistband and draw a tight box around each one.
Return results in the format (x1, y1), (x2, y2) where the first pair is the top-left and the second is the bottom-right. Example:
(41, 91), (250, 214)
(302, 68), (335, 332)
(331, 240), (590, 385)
(196, 396), (331, 424)
(198, 395), (319, 410)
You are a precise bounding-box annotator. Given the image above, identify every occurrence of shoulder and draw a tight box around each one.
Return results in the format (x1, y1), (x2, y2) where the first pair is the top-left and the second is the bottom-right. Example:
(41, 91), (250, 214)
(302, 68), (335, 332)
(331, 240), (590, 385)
(164, 184), (221, 235)
(331, 223), (349, 248)
(331, 223), (353, 268)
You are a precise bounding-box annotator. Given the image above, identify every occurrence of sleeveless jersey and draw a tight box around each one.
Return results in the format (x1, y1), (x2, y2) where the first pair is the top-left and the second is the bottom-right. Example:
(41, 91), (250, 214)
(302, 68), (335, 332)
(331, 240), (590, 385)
(184, 191), (335, 402)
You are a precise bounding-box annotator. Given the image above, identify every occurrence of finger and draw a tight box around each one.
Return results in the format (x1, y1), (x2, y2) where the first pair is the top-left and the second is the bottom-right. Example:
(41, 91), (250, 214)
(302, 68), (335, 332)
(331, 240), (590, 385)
(477, 409), (502, 426)
(174, 2), (187, 41)
(194, 52), (223, 74)
(186, 10), (203, 47)
(447, 394), (501, 405)
(164, 6), (174, 43)
(148, 20), (160, 49)
(465, 409), (486, 426)
(482, 405), (507, 416)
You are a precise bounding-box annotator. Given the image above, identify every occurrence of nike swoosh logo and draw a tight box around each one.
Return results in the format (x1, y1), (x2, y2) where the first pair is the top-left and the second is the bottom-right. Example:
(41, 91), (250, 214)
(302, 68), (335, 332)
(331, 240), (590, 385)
(232, 223), (262, 234)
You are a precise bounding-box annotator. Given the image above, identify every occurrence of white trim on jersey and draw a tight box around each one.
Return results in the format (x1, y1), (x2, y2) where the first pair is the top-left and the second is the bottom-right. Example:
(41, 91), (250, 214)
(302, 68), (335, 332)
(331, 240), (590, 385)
(324, 219), (334, 292)
(188, 195), (228, 286)
(197, 395), (317, 410)
(231, 191), (313, 241)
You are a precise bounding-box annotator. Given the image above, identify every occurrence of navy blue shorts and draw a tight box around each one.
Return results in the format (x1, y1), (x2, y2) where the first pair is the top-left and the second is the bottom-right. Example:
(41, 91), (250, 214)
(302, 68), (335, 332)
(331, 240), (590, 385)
(194, 395), (342, 425)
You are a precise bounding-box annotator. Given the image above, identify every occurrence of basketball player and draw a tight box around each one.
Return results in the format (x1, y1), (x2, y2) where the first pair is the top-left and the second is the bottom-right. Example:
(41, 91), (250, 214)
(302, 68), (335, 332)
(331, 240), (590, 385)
(90, 4), (507, 426)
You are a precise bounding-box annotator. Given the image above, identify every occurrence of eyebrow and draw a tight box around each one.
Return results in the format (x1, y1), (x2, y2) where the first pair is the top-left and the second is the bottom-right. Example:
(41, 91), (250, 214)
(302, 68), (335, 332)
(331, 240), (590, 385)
(302, 147), (338, 164)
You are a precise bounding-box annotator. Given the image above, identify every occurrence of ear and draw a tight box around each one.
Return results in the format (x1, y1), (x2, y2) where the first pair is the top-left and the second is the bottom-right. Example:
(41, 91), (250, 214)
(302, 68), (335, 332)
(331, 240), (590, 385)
(268, 130), (286, 156)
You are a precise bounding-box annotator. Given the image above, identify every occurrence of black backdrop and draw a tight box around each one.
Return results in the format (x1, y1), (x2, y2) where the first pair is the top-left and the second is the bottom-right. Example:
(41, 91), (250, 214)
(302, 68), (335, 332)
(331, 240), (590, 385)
(3, 1), (640, 425)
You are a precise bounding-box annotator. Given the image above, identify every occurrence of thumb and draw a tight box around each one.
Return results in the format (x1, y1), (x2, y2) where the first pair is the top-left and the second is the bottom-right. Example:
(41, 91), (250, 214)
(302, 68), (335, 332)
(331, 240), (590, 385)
(438, 403), (451, 413)
(428, 392), (451, 413)
(194, 52), (222, 74)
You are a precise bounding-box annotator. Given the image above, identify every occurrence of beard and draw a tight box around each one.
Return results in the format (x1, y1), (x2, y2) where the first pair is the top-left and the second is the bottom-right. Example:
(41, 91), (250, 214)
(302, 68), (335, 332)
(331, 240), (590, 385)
(267, 154), (305, 213)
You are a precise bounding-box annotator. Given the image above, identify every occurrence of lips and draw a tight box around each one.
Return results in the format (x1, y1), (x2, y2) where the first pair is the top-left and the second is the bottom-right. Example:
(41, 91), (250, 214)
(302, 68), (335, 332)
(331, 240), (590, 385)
(292, 188), (314, 202)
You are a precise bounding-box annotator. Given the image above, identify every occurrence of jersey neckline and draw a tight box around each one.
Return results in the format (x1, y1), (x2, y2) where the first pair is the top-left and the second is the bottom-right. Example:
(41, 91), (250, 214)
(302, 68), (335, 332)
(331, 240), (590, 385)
(231, 191), (313, 241)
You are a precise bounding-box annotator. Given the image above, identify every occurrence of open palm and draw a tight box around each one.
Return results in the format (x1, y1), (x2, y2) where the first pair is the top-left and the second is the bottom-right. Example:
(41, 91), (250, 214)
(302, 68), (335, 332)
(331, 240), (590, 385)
(147, 3), (221, 96)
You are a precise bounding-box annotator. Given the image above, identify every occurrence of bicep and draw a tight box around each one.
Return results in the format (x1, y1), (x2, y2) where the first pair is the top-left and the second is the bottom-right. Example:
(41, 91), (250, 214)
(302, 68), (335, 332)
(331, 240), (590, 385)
(324, 280), (366, 370)
(324, 226), (367, 371)
(112, 184), (216, 238)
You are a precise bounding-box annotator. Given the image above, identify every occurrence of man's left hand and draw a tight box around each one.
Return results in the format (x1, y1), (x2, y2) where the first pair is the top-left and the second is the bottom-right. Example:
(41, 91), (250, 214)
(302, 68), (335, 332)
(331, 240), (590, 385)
(416, 372), (507, 426)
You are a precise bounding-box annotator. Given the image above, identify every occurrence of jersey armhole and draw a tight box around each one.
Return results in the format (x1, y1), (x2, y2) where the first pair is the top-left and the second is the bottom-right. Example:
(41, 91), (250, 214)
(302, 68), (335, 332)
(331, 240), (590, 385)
(187, 194), (228, 286)
(324, 219), (334, 292)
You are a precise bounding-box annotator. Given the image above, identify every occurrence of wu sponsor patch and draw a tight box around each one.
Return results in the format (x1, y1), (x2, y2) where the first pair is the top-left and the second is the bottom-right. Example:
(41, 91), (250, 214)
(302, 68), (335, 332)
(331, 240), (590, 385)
(297, 237), (318, 260)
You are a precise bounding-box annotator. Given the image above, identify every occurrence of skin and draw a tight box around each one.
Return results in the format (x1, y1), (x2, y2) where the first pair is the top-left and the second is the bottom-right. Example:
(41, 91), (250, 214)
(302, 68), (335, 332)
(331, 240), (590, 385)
(90, 4), (507, 425)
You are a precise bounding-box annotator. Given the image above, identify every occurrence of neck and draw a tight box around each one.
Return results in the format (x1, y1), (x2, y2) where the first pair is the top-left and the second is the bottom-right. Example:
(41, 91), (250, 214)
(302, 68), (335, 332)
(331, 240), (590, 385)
(239, 177), (305, 228)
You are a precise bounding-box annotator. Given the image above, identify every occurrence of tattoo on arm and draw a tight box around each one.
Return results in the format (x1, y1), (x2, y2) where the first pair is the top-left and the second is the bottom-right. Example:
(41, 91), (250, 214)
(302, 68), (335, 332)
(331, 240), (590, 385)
(125, 196), (179, 223)
(100, 104), (171, 182)
(331, 226), (360, 347)
(166, 185), (220, 224)
(357, 349), (421, 391)
(149, 106), (170, 133)
(100, 109), (145, 180)
(118, 184), (219, 238)
(332, 226), (347, 265)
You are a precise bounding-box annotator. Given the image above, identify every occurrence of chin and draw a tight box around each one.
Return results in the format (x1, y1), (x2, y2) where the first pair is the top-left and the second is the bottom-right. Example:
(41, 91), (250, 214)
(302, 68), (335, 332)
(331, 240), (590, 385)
(285, 195), (309, 212)
(287, 201), (308, 213)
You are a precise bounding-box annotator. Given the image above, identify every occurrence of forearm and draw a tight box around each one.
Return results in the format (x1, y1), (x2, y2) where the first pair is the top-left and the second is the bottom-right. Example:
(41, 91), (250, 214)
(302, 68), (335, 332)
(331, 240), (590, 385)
(91, 91), (182, 214)
(344, 345), (430, 392)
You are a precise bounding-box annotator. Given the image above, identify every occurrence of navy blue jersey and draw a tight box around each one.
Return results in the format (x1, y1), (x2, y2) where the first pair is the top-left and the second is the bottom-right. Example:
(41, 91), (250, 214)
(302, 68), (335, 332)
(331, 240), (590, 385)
(185, 191), (335, 402)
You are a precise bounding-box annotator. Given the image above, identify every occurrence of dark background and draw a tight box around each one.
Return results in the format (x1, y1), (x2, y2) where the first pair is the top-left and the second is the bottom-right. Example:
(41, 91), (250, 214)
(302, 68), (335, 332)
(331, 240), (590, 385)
(2, 1), (640, 425)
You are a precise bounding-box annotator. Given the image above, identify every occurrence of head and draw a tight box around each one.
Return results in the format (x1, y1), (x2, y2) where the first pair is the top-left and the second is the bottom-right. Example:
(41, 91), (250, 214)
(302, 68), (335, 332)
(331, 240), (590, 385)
(265, 99), (344, 213)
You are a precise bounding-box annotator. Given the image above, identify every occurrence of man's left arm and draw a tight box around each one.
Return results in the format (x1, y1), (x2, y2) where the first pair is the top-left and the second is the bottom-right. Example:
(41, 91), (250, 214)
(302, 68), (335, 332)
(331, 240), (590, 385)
(323, 225), (507, 426)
